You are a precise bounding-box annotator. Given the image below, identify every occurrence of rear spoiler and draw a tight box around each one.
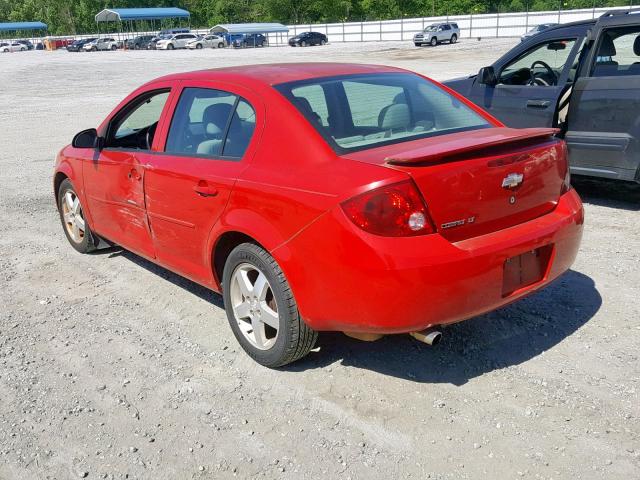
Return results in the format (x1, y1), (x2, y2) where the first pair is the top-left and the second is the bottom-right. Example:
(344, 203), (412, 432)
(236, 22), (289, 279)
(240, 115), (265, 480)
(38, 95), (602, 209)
(385, 127), (560, 165)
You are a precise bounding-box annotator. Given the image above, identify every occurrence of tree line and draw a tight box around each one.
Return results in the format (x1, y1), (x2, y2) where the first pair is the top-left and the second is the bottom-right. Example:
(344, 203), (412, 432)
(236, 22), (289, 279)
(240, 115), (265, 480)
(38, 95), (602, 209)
(0, 0), (635, 35)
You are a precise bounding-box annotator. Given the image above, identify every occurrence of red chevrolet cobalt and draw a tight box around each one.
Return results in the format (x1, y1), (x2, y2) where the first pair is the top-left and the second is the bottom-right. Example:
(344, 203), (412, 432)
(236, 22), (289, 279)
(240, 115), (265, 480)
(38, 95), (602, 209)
(54, 63), (583, 367)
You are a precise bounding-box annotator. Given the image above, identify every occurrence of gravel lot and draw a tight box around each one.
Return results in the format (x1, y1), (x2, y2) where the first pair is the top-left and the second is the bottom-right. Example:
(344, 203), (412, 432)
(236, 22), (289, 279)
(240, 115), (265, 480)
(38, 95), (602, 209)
(1, 39), (639, 480)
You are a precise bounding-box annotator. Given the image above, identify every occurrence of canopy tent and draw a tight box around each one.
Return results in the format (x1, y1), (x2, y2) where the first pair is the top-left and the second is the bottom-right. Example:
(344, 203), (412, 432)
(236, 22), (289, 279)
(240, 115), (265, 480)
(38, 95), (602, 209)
(0, 21), (47, 32)
(94, 8), (190, 23)
(210, 23), (289, 34)
(93, 8), (191, 47)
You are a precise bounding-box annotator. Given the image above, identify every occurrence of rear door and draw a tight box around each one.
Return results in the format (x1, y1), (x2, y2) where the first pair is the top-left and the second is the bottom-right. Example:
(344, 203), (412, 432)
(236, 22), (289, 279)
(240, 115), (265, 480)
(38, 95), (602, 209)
(565, 23), (640, 181)
(467, 36), (584, 128)
(143, 81), (262, 284)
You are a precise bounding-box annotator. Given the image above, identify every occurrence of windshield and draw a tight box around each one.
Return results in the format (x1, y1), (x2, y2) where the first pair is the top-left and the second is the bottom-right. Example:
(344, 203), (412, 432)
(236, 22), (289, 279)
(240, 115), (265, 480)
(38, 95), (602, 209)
(276, 73), (491, 153)
(424, 25), (439, 32)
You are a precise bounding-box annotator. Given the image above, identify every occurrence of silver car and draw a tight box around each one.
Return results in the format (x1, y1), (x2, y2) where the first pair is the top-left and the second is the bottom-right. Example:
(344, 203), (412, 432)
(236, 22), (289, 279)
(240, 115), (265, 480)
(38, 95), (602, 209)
(186, 34), (226, 49)
(413, 22), (460, 47)
(156, 33), (198, 50)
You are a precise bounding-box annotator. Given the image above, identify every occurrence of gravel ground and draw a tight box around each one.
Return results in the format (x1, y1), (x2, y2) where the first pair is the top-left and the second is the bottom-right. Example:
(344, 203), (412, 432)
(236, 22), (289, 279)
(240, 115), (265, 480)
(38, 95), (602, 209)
(0, 39), (639, 480)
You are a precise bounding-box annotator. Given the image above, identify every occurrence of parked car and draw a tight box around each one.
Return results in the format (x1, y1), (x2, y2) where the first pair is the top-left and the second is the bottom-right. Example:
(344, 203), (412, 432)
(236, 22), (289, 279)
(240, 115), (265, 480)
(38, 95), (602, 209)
(187, 34), (226, 49)
(124, 35), (155, 50)
(288, 31), (327, 47)
(54, 63), (583, 367)
(66, 37), (97, 52)
(16, 39), (34, 50)
(233, 33), (266, 48)
(0, 42), (27, 52)
(413, 22), (460, 46)
(521, 23), (558, 42)
(445, 9), (640, 182)
(156, 33), (198, 50)
(83, 37), (118, 52)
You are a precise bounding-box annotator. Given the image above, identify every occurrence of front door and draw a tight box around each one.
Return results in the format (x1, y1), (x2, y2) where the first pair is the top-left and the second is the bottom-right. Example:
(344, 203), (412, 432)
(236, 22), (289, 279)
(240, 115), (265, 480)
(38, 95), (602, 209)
(83, 88), (172, 258)
(144, 82), (261, 284)
(565, 25), (640, 181)
(468, 37), (583, 128)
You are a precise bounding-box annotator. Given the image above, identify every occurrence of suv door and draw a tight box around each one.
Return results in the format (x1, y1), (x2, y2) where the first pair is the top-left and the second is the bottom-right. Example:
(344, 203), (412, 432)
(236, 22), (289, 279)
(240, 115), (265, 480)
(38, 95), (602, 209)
(83, 86), (172, 258)
(143, 81), (262, 284)
(467, 37), (584, 127)
(565, 24), (640, 181)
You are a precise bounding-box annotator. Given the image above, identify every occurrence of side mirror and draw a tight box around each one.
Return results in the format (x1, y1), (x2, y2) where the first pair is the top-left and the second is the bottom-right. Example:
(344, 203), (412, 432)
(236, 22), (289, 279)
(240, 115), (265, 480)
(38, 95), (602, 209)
(477, 66), (498, 86)
(72, 128), (101, 149)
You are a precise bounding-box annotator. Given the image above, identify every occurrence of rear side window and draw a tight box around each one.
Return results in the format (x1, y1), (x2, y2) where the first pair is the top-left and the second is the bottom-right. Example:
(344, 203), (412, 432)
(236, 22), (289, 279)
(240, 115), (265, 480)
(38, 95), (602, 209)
(592, 26), (640, 77)
(276, 73), (490, 153)
(165, 87), (255, 159)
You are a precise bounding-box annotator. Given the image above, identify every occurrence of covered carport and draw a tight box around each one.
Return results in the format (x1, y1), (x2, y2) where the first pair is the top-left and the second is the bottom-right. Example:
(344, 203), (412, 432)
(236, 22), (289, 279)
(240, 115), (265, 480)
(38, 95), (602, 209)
(0, 21), (47, 45)
(94, 7), (191, 45)
(209, 23), (289, 47)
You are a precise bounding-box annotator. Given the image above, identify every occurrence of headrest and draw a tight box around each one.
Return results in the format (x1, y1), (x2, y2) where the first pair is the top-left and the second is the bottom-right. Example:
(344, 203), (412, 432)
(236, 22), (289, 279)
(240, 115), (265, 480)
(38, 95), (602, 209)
(203, 103), (233, 137)
(599, 35), (616, 57)
(294, 96), (321, 123)
(634, 34), (640, 56)
(379, 103), (410, 131)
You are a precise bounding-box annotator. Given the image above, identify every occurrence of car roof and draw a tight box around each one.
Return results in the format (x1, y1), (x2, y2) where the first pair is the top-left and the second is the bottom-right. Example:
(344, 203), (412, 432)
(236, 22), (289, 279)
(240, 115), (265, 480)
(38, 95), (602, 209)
(149, 63), (407, 87)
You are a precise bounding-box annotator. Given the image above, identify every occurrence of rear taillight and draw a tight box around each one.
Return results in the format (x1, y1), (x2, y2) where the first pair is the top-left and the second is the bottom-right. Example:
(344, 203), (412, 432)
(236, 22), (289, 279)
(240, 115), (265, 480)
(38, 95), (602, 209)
(559, 141), (572, 194)
(341, 180), (435, 236)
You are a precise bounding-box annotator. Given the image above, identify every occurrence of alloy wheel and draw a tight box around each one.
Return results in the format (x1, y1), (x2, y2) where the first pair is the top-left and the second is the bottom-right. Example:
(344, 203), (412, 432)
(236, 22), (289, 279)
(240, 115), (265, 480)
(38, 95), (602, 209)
(61, 190), (86, 244)
(229, 263), (280, 350)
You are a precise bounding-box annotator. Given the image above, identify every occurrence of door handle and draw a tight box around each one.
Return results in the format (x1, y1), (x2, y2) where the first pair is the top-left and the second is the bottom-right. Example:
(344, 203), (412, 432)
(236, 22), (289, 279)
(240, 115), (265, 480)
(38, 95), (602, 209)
(193, 181), (218, 197)
(526, 100), (551, 109)
(127, 168), (141, 181)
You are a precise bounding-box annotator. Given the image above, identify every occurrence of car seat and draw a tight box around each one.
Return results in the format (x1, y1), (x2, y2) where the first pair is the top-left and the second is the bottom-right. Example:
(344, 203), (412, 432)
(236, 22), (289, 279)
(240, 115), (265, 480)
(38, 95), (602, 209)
(197, 103), (233, 156)
(592, 35), (619, 76)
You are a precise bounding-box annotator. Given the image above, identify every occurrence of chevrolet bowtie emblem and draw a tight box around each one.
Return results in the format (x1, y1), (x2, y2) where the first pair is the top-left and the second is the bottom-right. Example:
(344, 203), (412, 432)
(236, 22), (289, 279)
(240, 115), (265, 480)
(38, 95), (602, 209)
(502, 173), (524, 189)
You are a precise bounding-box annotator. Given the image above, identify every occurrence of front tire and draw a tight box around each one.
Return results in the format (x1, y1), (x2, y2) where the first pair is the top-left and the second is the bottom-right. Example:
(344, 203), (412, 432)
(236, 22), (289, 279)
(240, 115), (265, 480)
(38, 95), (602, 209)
(57, 179), (95, 254)
(196, 43), (203, 49)
(222, 243), (317, 367)
(301, 41), (307, 47)
(430, 37), (438, 46)
(218, 42), (224, 48)
(167, 43), (174, 50)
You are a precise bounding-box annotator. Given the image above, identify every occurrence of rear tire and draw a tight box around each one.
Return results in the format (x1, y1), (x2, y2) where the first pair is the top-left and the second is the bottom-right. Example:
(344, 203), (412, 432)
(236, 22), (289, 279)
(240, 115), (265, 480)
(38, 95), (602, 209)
(222, 243), (317, 367)
(57, 179), (95, 254)
(321, 39), (327, 45)
(218, 42), (224, 48)
(430, 37), (438, 46)
(110, 44), (117, 51)
(450, 34), (457, 44)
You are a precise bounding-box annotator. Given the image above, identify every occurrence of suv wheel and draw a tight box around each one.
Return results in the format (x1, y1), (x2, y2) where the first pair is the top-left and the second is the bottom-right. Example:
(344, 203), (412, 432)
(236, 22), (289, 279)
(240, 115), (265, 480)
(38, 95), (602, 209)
(222, 243), (318, 367)
(321, 39), (327, 45)
(110, 44), (117, 51)
(218, 42), (224, 48)
(430, 37), (438, 46)
(301, 40), (307, 47)
(450, 34), (457, 44)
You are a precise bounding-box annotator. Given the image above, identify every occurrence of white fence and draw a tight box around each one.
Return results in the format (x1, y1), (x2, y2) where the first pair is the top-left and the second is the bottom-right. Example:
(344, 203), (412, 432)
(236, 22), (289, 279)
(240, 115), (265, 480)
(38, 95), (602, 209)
(279, 5), (639, 43)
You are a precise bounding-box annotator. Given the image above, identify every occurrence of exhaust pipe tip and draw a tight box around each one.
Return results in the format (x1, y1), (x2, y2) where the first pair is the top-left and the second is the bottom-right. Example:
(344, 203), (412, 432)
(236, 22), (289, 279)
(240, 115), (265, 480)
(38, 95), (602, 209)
(410, 329), (442, 346)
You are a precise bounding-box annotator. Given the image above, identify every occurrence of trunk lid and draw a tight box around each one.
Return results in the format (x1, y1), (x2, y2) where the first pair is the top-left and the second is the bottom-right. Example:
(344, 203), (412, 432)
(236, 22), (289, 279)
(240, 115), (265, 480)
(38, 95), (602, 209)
(343, 127), (568, 242)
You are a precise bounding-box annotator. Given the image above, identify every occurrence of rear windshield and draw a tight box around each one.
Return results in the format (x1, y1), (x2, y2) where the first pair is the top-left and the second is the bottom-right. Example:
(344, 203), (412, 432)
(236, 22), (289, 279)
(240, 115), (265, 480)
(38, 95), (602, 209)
(275, 73), (491, 153)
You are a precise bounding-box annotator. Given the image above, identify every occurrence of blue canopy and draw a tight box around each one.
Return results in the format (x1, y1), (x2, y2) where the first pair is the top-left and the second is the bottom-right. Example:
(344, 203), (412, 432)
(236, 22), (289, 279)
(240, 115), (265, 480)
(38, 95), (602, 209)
(0, 21), (47, 32)
(95, 8), (190, 23)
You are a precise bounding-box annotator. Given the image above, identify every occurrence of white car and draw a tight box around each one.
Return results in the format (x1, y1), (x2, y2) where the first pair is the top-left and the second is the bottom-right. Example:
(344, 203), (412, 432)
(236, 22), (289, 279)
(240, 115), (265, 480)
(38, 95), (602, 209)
(0, 42), (27, 53)
(156, 33), (198, 50)
(186, 34), (226, 49)
(83, 38), (118, 51)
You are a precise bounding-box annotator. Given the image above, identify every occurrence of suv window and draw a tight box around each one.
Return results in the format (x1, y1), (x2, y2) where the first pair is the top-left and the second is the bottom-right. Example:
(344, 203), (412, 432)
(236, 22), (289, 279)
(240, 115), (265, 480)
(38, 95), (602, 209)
(499, 38), (577, 86)
(165, 87), (255, 159)
(108, 90), (170, 149)
(592, 26), (640, 77)
(443, 25), (451, 31)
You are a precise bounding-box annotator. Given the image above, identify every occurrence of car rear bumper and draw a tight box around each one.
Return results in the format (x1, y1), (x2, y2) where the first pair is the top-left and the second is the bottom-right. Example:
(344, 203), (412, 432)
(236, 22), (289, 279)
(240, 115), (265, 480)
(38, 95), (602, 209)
(274, 189), (584, 334)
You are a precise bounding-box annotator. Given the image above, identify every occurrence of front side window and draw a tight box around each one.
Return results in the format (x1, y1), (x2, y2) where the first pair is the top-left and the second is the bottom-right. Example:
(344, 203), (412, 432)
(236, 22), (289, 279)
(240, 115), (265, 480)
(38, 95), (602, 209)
(165, 87), (256, 159)
(499, 38), (577, 86)
(592, 26), (640, 77)
(107, 90), (170, 149)
(276, 73), (490, 153)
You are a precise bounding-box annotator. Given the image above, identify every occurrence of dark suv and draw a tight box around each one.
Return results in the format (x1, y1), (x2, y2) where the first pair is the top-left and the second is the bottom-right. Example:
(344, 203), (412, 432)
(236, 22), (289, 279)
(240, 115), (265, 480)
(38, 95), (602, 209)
(66, 38), (97, 52)
(289, 31), (328, 47)
(126, 35), (155, 50)
(445, 9), (640, 182)
(233, 33), (267, 48)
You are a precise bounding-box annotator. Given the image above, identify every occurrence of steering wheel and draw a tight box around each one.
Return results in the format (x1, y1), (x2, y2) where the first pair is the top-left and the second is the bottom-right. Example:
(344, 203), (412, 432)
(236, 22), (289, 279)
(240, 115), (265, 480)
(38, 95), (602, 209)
(145, 123), (157, 150)
(529, 60), (557, 86)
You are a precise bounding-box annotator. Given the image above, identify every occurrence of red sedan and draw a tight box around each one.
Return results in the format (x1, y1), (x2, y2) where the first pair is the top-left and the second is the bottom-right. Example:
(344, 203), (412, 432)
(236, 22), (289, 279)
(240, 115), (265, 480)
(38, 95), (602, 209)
(54, 63), (584, 367)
